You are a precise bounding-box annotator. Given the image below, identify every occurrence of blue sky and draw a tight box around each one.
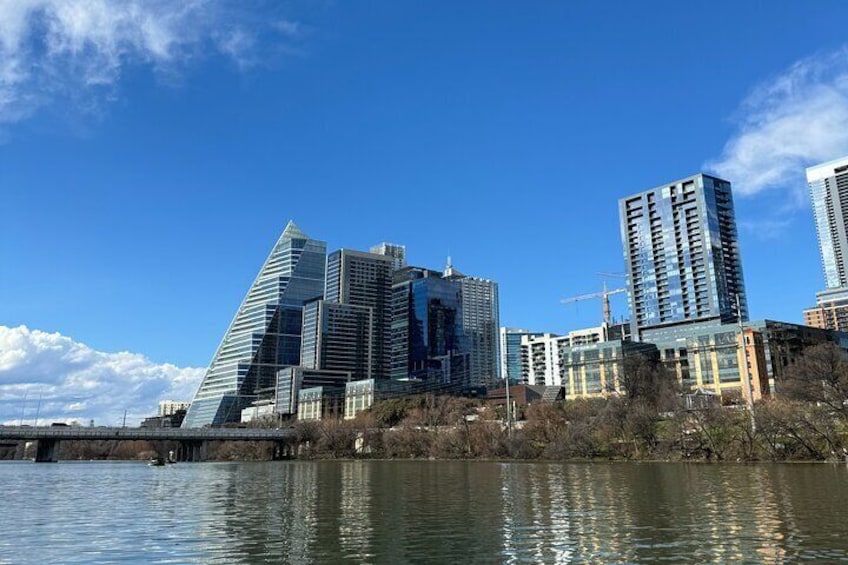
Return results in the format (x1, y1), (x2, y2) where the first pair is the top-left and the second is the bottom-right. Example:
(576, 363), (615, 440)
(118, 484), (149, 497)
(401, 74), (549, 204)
(4, 1), (848, 423)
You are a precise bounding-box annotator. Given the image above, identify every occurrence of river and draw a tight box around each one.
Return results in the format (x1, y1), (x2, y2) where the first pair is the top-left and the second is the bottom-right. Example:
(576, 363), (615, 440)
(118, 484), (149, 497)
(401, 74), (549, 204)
(1, 460), (847, 563)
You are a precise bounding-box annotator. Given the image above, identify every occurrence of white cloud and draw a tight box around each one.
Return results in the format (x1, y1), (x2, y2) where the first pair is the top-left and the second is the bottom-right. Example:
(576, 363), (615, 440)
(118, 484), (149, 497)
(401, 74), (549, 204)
(706, 47), (848, 202)
(0, 325), (204, 426)
(0, 0), (302, 126)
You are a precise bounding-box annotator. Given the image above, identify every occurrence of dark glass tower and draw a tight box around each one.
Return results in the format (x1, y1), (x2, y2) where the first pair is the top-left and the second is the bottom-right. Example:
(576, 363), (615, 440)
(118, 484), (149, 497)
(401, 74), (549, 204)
(183, 221), (326, 427)
(391, 267), (469, 389)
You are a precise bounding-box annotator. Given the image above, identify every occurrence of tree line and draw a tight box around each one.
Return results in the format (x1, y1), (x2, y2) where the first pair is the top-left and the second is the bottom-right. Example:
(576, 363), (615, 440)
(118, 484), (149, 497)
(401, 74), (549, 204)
(4, 342), (847, 462)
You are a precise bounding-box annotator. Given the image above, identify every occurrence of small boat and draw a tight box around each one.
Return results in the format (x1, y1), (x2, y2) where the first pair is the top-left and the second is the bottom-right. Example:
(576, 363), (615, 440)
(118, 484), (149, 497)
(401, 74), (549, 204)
(148, 457), (166, 467)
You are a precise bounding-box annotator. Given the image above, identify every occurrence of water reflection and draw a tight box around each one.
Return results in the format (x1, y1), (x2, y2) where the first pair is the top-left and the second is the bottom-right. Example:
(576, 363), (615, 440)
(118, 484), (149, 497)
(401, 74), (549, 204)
(497, 462), (848, 564)
(2, 461), (848, 563)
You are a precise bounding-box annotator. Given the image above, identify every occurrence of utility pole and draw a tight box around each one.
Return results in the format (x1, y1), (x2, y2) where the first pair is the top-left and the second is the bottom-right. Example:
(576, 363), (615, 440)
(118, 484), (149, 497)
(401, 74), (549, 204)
(736, 294), (756, 432)
(122, 410), (127, 428)
(504, 372), (512, 439)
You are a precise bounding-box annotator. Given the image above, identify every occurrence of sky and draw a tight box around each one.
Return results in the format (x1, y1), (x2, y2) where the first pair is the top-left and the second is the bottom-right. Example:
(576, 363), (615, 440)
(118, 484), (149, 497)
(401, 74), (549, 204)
(4, 0), (848, 425)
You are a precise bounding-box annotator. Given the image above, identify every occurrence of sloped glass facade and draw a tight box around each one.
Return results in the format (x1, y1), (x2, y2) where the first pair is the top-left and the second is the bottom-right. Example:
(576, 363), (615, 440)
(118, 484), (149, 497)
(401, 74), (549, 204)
(182, 222), (326, 427)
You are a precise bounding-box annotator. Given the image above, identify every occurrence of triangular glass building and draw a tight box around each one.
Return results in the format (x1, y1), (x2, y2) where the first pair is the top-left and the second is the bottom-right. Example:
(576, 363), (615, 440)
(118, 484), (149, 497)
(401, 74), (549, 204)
(182, 221), (327, 427)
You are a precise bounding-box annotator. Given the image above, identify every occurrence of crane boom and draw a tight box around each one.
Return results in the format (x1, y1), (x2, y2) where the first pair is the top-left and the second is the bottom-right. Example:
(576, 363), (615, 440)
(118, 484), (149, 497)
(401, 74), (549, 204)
(560, 285), (627, 325)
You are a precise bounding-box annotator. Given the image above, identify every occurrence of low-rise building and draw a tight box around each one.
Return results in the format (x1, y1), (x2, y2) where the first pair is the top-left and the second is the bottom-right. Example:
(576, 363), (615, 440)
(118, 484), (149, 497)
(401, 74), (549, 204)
(344, 378), (414, 420)
(298, 386), (346, 421)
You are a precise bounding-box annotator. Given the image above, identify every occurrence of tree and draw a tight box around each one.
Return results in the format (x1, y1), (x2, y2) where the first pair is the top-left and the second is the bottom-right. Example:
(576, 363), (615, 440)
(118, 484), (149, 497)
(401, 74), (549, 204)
(619, 354), (679, 409)
(782, 342), (848, 423)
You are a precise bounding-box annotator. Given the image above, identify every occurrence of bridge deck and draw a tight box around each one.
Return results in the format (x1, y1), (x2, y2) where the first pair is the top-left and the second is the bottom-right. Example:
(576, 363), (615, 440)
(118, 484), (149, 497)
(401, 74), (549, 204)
(0, 426), (295, 442)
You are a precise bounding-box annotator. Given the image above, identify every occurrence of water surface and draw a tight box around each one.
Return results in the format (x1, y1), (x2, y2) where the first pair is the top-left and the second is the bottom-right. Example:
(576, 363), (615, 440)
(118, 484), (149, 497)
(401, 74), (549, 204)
(1, 460), (847, 563)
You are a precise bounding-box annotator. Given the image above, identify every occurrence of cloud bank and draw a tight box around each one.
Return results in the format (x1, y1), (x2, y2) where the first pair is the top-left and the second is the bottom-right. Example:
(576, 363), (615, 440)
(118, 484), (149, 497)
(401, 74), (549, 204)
(0, 0), (301, 126)
(706, 48), (848, 204)
(0, 325), (204, 426)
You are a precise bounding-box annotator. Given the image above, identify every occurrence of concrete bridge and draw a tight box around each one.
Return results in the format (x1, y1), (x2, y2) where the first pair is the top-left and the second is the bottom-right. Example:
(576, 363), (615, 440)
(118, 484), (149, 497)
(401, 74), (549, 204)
(0, 426), (297, 463)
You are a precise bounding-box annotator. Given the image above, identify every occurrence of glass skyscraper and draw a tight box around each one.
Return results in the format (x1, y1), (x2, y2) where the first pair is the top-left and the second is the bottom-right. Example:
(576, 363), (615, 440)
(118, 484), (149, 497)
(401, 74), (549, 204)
(391, 267), (469, 389)
(619, 174), (747, 339)
(183, 222), (327, 427)
(807, 156), (848, 289)
(803, 156), (848, 331)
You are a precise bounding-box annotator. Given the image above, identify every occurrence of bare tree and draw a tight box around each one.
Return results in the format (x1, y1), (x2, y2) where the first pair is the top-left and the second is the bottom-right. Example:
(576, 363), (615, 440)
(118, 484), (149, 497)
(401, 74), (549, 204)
(782, 342), (848, 423)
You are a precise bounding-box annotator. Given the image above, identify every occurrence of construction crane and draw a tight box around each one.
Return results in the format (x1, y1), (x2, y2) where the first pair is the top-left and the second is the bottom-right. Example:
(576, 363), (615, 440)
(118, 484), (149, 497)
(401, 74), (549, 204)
(560, 281), (627, 325)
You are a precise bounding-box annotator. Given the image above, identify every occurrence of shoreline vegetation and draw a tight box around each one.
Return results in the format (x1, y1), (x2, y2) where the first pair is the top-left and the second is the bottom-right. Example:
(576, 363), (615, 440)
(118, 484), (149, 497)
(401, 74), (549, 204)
(3, 343), (848, 464)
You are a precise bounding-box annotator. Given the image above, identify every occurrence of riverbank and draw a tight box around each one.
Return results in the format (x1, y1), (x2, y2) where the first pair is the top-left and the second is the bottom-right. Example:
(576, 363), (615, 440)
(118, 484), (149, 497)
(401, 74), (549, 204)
(4, 392), (847, 464)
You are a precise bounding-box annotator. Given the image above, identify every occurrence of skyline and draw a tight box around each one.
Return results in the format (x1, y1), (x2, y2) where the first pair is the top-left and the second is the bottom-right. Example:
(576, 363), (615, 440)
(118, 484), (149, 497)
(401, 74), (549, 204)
(5, 1), (848, 424)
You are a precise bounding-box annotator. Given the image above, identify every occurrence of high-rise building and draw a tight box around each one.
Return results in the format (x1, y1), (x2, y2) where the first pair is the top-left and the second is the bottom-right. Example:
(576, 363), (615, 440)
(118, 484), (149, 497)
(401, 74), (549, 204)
(803, 156), (848, 331)
(301, 249), (394, 381)
(619, 173), (747, 339)
(391, 266), (469, 388)
(499, 328), (542, 385)
(183, 221), (326, 427)
(445, 260), (501, 388)
(370, 242), (407, 271)
(808, 156), (848, 289)
(300, 300), (374, 379)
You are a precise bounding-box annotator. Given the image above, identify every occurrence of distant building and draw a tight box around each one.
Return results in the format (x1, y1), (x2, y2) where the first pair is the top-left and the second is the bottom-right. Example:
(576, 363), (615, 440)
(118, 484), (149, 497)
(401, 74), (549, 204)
(370, 242), (407, 271)
(804, 156), (848, 330)
(807, 156), (848, 289)
(487, 384), (565, 407)
(158, 400), (190, 417)
(619, 174), (747, 339)
(141, 408), (187, 428)
(183, 221), (327, 427)
(804, 288), (848, 331)
(499, 328), (543, 385)
(444, 260), (501, 388)
(239, 367), (350, 422)
(276, 367), (351, 416)
(521, 331), (658, 397)
(391, 266), (469, 390)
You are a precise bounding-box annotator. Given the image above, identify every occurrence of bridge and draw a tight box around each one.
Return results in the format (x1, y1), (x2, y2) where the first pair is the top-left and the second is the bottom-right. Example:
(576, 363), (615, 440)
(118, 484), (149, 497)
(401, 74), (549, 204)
(0, 426), (297, 463)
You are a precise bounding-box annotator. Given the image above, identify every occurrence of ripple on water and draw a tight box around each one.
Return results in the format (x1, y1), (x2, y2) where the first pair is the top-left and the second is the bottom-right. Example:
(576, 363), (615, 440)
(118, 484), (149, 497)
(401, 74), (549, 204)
(1, 460), (848, 564)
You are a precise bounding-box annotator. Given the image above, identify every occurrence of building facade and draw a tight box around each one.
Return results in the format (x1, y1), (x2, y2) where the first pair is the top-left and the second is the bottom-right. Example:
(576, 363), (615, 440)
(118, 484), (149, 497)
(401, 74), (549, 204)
(499, 328), (543, 385)
(370, 242), (407, 271)
(275, 366), (351, 417)
(804, 156), (848, 330)
(444, 261), (501, 388)
(808, 156), (848, 289)
(183, 221), (326, 427)
(521, 332), (658, 398)
(804, 287), (848, 331)
(391, 267), (469, 390)
(297, 386), (346, 421)
(324, 249), (394, 380)
(619, 174), (747, 339)
(158, 400), (190, 417)
(300, 300), (374, 380)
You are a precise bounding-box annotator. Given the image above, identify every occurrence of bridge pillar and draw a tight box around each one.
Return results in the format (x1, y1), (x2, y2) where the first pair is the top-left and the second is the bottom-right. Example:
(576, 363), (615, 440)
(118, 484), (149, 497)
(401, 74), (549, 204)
(178, 440), (208, 462)
(35, 439), (60, 463)
(273, 441), (294, 460)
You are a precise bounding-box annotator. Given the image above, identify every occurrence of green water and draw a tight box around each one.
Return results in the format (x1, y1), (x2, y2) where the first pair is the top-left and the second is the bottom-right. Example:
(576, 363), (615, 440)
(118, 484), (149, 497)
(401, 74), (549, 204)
(1, 460), (847, 563)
